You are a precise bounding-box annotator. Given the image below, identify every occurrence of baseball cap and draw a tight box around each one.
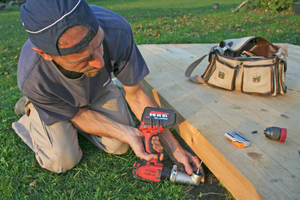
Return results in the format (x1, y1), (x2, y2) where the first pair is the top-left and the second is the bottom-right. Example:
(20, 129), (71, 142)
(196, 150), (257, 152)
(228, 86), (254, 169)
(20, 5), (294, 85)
(20, 0), (99, 56)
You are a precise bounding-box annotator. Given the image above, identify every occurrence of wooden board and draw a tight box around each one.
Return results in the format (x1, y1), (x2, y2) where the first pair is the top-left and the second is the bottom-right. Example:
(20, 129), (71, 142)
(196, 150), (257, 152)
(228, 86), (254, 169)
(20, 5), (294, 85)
(138, 43), (300, 200)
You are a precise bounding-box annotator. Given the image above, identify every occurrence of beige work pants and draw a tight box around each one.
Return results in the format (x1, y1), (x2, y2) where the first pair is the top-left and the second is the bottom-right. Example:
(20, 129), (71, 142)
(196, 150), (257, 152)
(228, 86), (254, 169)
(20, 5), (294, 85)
(12, 80), (135, 173)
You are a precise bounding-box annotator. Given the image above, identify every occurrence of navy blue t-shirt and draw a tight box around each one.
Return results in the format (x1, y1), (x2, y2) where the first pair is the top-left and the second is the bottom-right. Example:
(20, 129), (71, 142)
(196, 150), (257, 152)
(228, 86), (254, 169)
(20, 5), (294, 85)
(17, 6), (149, 126)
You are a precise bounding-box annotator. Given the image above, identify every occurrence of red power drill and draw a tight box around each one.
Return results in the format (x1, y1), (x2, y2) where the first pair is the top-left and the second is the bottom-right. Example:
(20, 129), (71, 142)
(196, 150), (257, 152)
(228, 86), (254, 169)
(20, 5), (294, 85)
(132, 107), (203, 186)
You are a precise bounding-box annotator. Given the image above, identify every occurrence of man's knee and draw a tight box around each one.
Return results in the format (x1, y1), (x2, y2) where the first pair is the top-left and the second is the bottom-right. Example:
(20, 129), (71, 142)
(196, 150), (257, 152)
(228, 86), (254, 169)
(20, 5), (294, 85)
(105, 140), (130, 155)
(35, 144), (83, 173)
(84, 134), (130, 155)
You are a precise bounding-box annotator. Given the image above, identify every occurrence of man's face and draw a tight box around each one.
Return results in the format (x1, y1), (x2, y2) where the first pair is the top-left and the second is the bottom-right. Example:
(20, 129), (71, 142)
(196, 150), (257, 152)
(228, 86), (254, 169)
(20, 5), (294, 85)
(52, 27), (105, 77)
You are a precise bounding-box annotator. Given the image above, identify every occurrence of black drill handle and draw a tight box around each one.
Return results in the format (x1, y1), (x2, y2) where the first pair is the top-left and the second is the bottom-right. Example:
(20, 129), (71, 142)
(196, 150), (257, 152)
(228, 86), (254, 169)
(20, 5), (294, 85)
(142, 130), (157, 155)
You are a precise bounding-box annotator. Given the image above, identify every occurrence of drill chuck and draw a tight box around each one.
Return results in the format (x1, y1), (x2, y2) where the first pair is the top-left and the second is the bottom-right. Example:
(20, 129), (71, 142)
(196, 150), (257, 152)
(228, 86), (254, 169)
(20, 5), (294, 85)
(169, 165), (203, 186)
(263, 126), (287, 142)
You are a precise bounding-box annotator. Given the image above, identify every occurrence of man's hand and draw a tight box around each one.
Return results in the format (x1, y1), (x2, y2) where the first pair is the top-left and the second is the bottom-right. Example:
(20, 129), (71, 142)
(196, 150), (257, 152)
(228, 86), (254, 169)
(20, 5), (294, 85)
(127, 129), (163, 161)
(172, 147), (199, 174)
(151, 135), (164, 161)
(160, 131), (205, 183)
(172, 148), (205, 182)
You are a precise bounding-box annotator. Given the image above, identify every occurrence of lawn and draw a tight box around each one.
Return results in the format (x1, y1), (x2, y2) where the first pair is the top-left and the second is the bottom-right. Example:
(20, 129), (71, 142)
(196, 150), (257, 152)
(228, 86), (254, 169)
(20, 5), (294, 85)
(0, 0), (299, 199)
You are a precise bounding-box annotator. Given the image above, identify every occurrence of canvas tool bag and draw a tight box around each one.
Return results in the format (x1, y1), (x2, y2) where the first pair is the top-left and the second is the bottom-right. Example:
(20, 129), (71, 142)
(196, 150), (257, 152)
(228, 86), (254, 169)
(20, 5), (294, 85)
(185, 36), (288, 96)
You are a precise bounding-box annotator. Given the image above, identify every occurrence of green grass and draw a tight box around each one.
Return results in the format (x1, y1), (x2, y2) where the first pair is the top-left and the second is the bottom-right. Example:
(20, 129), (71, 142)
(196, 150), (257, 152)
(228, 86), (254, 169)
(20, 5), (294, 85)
(0, 0), (299, 199)
(87, 0), (300, 44)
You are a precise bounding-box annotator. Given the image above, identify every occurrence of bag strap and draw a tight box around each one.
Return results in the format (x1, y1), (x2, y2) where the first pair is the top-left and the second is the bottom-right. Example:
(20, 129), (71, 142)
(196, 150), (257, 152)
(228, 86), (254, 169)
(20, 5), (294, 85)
(184, 55), (207, 84)
(184, 43), (228, 84)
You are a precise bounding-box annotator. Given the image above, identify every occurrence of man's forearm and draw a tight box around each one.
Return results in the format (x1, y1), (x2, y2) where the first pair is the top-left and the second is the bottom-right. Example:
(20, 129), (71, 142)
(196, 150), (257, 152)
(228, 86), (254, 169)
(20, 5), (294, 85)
(123, 83), (156, 121)
(71, 108), (140, 144)
(71, 107), (162, 161)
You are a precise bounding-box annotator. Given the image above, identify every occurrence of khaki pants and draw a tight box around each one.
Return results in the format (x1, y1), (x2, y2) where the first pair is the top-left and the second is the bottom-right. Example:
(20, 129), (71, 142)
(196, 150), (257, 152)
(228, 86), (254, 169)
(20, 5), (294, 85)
(12, 80), (135, 173)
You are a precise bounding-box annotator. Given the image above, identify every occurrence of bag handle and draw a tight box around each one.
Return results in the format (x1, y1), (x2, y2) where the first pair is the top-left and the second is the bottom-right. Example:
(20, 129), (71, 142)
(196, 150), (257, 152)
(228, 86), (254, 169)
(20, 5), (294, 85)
(184, 55), (207, 84)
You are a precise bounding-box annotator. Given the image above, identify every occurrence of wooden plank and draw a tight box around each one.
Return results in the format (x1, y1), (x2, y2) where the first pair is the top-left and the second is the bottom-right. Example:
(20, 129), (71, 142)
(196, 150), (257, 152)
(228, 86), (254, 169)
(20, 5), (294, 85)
(142, 44), (300, 176)
(138, 44), (300, 200)
(142, 43), (300, 176)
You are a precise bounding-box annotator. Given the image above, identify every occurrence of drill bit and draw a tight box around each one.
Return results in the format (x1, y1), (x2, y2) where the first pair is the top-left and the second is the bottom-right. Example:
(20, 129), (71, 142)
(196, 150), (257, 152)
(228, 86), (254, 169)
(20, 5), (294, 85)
(196, 160), (203, 175)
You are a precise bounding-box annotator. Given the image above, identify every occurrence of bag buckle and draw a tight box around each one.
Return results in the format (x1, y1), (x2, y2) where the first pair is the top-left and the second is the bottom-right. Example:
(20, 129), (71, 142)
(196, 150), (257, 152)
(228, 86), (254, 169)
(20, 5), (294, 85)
(253, 74), (261, 83)
(219, 71), (225, 79)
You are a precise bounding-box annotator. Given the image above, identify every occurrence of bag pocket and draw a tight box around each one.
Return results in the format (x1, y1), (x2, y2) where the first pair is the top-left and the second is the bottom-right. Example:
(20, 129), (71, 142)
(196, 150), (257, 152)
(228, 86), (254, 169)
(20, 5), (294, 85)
(242, 64), (274, 95)
(207, 58), (237, 90)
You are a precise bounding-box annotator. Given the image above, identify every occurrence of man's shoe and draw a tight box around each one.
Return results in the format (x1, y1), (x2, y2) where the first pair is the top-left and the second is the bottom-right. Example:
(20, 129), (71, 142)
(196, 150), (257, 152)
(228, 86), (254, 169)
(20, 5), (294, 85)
(14, 96), (27, 116)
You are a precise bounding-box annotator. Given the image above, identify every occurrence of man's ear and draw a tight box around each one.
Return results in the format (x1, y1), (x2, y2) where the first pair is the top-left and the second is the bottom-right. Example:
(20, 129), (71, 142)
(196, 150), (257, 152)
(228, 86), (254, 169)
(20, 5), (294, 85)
(32, 47), (53, 61)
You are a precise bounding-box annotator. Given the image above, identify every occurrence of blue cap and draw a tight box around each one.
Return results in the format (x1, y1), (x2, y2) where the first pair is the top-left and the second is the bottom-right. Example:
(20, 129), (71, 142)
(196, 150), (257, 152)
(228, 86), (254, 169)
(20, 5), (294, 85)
(20, 0), (99, 56)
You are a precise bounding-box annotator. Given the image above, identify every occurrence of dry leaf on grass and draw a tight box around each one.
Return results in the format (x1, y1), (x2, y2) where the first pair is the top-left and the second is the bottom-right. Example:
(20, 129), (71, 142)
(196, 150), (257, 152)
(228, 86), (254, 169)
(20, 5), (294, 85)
(29, 180), (37, 187)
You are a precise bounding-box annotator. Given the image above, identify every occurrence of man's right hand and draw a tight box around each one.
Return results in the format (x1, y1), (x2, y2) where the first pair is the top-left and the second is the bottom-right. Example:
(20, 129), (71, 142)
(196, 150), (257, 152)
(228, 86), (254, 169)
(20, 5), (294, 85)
(127, 129), (163, 161)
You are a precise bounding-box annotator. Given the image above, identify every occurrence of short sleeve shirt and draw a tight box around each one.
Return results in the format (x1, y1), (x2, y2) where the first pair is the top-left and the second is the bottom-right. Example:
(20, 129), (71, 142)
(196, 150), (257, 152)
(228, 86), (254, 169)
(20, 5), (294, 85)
(17, 6), (149, 126)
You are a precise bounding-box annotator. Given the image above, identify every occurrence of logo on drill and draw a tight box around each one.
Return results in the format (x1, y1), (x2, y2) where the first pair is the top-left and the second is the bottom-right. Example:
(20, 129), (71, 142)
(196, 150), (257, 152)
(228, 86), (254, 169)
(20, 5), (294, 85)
(147, 111), (169, 120)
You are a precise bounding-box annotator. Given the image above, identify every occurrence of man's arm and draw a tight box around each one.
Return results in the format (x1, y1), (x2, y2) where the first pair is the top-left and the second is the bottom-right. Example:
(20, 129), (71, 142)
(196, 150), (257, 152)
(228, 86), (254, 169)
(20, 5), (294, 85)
(70, 106), (160, 161)
(123, 83), (201, 175)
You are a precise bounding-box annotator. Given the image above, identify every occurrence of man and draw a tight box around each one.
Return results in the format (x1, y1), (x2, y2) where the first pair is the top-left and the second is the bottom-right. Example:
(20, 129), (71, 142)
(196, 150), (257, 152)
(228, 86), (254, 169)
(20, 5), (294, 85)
(12, 0), (203, 180)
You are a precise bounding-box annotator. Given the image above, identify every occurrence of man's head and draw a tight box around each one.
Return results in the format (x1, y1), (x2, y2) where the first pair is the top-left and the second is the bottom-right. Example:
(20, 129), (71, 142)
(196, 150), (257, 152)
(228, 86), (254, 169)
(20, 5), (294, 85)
(20, 0), (105, 77)
(20, 0), (99, 56)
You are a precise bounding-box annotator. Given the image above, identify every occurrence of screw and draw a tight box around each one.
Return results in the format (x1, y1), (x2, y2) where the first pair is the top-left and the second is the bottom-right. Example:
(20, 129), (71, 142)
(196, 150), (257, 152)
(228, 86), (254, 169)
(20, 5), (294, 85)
(196, 160), (203, 175)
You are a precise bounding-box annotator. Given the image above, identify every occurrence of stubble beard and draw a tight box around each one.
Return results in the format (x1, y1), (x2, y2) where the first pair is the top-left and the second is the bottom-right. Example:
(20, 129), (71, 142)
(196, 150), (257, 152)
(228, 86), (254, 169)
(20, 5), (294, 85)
(84, 68), (102, 77)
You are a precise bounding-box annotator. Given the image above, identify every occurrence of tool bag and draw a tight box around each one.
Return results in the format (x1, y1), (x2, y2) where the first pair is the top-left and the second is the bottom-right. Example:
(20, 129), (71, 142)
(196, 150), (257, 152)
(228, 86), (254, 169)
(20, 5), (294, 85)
(185, 36), (288, 96)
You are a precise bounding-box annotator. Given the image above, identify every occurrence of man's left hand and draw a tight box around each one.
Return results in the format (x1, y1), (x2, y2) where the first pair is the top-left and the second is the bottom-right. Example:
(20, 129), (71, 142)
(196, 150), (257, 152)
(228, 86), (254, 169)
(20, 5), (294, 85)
(172, 147), (205, 182)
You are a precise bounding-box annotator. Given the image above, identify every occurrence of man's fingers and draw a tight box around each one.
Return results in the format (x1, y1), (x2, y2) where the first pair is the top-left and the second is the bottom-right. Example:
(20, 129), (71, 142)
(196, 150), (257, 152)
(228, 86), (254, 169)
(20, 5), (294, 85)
(179, 162), (205, 182)
(151, 136), (162, 153)
(188, 154), (201, 167)
(159, 153), (164, 161)
(190, 157), (205, 182)
(140, 152), (158, 161)
(180, 156), (194, 175)
(184, 164), (194, 175)
(198, 165), (205, 183)
(179, 151), (202, 175)
(200, 169), (205, 182)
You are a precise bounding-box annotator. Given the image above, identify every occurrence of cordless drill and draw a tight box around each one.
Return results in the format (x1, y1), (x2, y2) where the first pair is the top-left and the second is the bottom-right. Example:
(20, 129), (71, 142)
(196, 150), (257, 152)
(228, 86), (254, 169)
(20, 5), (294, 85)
(132, 107), (203, 186)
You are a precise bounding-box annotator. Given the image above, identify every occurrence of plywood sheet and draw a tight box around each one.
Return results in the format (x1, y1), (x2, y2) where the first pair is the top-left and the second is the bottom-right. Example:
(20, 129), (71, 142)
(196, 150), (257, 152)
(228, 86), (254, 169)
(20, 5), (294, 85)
(139, 43), (300, 200)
